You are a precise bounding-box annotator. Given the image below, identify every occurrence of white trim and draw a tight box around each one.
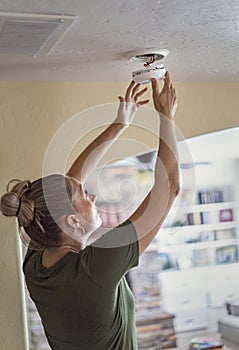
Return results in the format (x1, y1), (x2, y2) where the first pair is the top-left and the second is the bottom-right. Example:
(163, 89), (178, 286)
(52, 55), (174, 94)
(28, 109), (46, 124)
(16, 226), (30, 350)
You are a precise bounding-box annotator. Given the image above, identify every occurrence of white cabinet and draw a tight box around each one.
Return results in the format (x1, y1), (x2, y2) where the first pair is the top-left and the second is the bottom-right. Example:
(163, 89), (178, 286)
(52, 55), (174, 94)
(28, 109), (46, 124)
(159, 269), (210, 332)
(159, 263), (239, 332)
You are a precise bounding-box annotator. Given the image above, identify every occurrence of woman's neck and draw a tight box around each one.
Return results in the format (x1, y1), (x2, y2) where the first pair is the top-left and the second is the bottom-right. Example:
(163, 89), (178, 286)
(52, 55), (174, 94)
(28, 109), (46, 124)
(47, 240), (84, 253)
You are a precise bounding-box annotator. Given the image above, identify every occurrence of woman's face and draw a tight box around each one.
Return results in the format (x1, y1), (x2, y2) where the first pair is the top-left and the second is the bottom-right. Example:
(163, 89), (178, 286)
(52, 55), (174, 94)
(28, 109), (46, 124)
(73, 180), (102, 232)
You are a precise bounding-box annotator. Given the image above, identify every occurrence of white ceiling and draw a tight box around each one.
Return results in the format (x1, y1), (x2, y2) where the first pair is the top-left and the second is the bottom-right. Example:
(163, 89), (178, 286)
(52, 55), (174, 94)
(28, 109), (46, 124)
(0, 0), (239, 81)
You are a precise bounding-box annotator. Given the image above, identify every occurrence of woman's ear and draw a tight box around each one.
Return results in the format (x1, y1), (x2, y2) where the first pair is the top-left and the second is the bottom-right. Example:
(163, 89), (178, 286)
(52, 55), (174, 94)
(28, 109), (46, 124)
(65, 214), (80, 228)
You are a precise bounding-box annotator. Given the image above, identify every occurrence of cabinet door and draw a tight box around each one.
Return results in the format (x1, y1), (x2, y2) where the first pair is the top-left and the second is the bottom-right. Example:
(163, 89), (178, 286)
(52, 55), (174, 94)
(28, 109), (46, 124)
(163, 288), (207, 313)
(160, 270), (207, 293)
(209, 265), (239, 285)
(174, 312), (208, 332)
(210, 284), (239, 306)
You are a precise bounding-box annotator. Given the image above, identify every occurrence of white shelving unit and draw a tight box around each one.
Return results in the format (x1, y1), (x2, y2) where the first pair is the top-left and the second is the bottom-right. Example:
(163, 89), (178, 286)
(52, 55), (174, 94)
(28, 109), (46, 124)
(155, 132), (239, 333)
(157, 185), (239, 331)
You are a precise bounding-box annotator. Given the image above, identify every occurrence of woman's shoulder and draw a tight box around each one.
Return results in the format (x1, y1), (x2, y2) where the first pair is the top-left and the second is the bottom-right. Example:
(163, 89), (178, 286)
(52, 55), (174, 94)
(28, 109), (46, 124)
(90, 219), (137, 249)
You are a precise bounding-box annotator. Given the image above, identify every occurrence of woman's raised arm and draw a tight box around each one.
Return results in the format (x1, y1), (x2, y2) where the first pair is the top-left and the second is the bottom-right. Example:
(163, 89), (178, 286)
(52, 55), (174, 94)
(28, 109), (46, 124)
(129, 71), (180, 256)
(66, 81), (149, 183)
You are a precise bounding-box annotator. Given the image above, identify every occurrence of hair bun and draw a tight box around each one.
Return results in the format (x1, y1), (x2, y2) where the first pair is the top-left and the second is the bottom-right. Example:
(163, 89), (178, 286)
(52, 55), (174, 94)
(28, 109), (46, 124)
(0, 179), (35, 227)
(7, 179), (31, 197)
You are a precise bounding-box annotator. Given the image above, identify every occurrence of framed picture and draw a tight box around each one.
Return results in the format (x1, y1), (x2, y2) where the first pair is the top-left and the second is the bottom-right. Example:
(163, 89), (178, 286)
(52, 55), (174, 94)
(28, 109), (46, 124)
(219, 208), (233, 222)
(193, 249), (209, 267)
(216, 245), (238, 264)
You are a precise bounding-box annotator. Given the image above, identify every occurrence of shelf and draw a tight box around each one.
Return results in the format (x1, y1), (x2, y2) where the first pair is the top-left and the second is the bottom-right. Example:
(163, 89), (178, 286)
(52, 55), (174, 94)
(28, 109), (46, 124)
(175, 201), (235, 213)
(158, 238), (239, 252)
(161, 221), (237, 234)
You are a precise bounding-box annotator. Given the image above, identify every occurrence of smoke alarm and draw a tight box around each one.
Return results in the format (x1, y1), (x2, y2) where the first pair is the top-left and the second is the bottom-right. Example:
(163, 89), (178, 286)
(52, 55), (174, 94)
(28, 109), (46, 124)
(127, 48), (169, 84)
(132, 65), (166, 84)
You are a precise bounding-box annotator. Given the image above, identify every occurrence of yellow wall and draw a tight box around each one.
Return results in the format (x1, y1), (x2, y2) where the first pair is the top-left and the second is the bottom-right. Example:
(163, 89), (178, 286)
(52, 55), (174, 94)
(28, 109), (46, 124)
(0, 80), (238, 349)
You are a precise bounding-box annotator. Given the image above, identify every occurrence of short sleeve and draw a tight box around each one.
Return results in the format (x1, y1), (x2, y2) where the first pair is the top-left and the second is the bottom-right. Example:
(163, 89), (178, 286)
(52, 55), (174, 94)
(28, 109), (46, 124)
(83, 220), (139, 287)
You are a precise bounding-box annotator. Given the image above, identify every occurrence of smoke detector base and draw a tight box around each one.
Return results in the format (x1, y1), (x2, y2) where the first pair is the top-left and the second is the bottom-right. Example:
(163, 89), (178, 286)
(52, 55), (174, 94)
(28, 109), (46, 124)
(127, 48), (169, 64)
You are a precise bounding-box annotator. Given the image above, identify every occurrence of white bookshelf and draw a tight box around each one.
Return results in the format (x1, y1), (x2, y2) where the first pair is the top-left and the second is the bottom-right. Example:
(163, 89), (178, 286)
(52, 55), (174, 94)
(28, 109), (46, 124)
(156, 138), (239, 333)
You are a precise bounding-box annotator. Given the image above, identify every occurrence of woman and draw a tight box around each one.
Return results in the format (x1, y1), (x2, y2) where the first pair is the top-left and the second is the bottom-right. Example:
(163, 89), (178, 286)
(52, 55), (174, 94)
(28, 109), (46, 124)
(0, 71), (179, 350)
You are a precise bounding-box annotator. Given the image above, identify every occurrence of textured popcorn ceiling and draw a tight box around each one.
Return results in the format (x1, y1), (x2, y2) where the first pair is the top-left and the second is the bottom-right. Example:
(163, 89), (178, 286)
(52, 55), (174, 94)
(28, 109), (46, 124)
(0, 0), (238, 81)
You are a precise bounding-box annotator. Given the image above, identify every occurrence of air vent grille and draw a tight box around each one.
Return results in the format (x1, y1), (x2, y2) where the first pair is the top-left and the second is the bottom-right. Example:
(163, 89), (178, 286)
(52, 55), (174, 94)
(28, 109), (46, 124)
(0, 12), (77, 56)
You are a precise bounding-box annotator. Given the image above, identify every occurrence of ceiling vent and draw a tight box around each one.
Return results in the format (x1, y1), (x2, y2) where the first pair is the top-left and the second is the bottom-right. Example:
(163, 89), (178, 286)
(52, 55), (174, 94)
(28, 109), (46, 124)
(0, 12), (77, 56)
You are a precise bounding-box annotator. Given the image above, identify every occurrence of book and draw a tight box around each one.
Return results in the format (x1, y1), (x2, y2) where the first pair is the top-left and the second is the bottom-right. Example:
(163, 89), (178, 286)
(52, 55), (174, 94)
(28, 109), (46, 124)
(186, 212), (203, 225)
(188, 337), (223, 349)
(198, 190), (223, 204)
(193, 212), (202, 225)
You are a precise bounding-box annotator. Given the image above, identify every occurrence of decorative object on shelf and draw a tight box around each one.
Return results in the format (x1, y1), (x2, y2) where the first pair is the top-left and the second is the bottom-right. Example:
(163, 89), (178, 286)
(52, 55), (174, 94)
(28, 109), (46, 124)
(185, 233), (201, 244)
(225, 299), (239, 316)
(199, 231), (216, 242)
(216, 229), (236, 241)
(176, 254), (193, 270)
(219, 208), (234, 222)
(159, 252), (177, 271)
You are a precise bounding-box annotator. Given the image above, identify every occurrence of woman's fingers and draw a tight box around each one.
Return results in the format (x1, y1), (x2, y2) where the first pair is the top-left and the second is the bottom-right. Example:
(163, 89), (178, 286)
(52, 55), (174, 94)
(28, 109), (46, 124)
(131, 83), (142, 98)
(125, 81), (136, 101)
(137, 99), (150, 107)
(118, 96), (124, 103)
(151, 78), (160, 98)
(124, 80), (149, 104)
(134, 86), (148, 100)
(162, 71), (171, 91)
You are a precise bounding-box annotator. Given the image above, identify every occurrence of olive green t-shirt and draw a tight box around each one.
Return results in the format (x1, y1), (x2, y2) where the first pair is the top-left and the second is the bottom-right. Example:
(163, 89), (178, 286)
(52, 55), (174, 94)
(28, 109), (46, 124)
(23, 220), (139, 350)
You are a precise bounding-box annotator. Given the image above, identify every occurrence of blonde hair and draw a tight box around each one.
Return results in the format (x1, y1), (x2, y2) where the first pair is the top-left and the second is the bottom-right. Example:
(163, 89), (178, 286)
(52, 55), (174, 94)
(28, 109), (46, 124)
(0, 174), (77, 249)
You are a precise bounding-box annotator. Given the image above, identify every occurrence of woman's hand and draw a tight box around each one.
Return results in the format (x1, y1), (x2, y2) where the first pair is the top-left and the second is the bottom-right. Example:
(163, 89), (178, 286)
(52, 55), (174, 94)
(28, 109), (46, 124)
(151, 71), (177, 119)
(114, 81), (150, 127)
